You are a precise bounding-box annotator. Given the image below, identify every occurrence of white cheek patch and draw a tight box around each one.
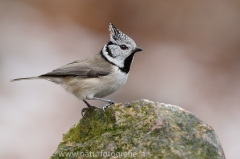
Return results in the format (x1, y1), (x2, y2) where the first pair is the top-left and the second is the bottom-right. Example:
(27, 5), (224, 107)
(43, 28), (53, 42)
(103, 45), (125, 68)
(111, 47), (120, 57)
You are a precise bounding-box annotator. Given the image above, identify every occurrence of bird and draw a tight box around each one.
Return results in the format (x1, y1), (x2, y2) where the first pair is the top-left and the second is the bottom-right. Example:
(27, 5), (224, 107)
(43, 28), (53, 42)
(11, 23), (142, 115)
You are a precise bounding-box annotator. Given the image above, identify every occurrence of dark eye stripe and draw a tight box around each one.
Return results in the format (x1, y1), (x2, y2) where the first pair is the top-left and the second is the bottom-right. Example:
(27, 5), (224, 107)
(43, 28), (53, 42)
(107, 41), (117, 46)
(106, 41), (117, 58)
(106, 46), (114, 58)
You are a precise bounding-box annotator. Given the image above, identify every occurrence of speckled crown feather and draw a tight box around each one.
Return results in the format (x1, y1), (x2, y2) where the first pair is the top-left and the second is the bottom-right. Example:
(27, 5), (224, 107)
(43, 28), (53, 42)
(109, 23), (136, 47)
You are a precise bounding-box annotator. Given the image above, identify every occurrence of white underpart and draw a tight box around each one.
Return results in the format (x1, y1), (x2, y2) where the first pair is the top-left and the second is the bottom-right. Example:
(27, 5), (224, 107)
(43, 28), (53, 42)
(112, 66), (129, 85)
(102, 45), (125, 68)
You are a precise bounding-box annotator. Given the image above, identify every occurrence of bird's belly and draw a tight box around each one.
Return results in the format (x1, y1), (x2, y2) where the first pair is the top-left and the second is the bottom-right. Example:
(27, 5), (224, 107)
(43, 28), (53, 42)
(60, 69), (128, 100)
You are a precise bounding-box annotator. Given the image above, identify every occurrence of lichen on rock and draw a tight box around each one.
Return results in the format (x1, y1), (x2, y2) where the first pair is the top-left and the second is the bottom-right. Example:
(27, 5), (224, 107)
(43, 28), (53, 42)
(50, 99), (225, 159)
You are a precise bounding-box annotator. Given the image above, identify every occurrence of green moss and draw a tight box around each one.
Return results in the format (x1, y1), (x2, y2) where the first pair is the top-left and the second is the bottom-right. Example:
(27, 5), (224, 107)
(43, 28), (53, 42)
(60, 106), (116, 145)
(50, 100), (225, 159)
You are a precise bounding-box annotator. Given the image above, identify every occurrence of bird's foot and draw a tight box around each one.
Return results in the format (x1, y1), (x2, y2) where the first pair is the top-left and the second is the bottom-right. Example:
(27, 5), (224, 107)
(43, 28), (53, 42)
(82, 100), (95, 117)
(81, 105), (101, 117)
(81, 107), (88, 117)
(102, 101), (115, 111)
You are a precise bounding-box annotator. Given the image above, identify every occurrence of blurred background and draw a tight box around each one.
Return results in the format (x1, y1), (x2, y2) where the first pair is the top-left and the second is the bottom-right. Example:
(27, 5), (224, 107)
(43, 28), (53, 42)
(1, 0), (240, 158)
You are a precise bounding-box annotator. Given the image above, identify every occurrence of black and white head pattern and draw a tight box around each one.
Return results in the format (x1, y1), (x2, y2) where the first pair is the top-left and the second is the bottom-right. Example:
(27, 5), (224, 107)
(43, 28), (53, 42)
(101, 23), (142, 74)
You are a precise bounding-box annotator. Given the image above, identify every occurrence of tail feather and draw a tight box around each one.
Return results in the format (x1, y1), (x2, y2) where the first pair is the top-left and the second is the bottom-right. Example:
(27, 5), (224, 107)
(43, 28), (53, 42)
(10, 77), (40, 82)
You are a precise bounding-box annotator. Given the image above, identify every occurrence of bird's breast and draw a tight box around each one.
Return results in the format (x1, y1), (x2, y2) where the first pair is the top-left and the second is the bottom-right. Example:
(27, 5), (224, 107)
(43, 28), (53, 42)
(102, 67), (128, 88)
(93, 66), (128, 97)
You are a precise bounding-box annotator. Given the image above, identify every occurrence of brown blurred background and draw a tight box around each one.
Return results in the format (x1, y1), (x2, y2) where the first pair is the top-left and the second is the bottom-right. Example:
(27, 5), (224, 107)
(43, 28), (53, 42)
(1, 0), (240, 158)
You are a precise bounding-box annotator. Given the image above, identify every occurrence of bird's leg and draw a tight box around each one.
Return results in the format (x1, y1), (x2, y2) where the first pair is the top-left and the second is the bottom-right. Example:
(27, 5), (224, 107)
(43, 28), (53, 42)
(83, 100), (93, 108)
(91, 97), (115, 111)
(91, 97), (115, 104)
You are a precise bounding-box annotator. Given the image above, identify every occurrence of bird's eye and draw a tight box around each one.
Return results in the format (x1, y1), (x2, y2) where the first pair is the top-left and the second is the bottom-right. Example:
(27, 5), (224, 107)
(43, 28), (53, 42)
(120, 45), (128, 50)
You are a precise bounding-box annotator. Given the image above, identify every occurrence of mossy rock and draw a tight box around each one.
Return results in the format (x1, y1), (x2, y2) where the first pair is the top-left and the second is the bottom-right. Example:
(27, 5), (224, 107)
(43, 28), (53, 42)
(50, 99), (225, 159)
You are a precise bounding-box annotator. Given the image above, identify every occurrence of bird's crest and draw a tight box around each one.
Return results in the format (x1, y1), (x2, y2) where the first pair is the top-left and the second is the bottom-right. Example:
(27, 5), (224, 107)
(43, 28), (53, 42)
(109, 23), (136, 47)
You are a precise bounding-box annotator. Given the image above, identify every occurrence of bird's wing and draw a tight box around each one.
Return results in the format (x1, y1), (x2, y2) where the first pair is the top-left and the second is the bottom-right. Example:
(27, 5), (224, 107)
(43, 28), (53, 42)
(39, 59), (111, 78)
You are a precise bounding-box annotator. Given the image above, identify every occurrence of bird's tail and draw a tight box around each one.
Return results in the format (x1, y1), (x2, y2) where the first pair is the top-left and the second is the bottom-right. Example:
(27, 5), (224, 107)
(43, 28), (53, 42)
(10, 77), (40, 82)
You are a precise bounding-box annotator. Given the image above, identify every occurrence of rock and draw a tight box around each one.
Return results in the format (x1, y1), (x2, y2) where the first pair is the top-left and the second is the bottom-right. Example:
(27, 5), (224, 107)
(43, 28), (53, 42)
(50, 99), (225, 159)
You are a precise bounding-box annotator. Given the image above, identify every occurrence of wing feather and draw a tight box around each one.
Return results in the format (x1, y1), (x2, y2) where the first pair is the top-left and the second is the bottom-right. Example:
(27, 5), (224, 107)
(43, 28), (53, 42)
(39, 55), (112, 78)
(40, 67), (109, 78)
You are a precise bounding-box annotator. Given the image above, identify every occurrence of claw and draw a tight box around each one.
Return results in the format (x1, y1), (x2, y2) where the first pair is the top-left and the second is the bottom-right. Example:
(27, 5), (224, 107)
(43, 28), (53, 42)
(81, 107), (88, 117)
(81, 100), (93, 117)
(102, 102), (114, 111)
(102, 104), (109, 111)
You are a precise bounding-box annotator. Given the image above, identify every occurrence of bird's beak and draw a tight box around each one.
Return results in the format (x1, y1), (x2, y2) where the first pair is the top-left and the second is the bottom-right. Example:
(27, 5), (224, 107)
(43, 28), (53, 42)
(133, 47), (143, 53)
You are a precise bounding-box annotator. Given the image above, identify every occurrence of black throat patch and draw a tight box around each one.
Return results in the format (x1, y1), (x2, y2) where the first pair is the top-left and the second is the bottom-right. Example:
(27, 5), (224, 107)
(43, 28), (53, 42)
(100, 50), (135, 74)
(119, 53), (135, 74)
